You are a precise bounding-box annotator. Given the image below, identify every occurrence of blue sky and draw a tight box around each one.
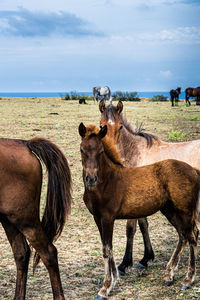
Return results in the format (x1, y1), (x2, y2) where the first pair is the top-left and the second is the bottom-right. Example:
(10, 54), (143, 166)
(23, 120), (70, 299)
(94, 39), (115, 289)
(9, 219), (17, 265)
(0, 0), (200, 92)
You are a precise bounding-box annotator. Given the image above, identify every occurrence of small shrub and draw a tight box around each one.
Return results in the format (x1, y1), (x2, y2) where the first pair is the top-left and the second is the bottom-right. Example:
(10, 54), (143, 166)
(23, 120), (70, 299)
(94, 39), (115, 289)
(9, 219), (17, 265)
(190, 115), (199, 121)
(113, 91), (140, 101)
(168, 130), (186, 142)
(151, 94), (168, 102)
(70, 91), (78, 100)
(64, 93), (71, 100)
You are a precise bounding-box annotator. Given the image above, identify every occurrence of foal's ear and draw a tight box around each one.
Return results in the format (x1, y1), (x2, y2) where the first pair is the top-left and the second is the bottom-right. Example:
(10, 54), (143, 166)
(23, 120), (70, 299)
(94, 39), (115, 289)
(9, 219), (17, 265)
(99, 100), (106, 113)
(79, 123), (86, 138)
(98, 125), (107, 139)
(117, 101), (123, 114)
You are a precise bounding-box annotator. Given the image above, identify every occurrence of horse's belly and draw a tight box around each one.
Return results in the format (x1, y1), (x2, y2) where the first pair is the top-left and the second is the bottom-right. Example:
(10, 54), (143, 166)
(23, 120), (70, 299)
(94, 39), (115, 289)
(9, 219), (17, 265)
(117, 192), (165, 219)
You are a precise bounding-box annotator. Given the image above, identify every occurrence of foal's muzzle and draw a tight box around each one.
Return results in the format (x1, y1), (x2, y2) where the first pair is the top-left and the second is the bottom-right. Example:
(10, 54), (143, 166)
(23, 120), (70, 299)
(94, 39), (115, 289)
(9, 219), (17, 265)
(85, 173), (98, 188)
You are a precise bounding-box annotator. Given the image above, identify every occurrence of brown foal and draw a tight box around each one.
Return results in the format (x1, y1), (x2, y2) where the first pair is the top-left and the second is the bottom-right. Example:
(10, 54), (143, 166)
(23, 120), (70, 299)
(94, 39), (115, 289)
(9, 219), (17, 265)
(79, 123), (200, 300)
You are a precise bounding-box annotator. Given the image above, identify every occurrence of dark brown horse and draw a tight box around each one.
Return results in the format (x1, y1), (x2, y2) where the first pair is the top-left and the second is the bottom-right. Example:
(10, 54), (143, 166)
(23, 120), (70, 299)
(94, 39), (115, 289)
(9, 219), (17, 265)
(0, 137), (72, 300)
(99, 100), (200, 274)
(185, 87), (200, 105)
(170, 87), (181, 106)
(79, 123), (200, 299)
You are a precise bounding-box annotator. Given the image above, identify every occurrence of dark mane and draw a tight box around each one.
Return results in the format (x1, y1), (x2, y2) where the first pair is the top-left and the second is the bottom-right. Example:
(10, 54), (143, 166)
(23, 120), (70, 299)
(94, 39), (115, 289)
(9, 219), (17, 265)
(122, 116), (159, 147)
(101, 104), (159, 147)
(86, 124), (124, 166)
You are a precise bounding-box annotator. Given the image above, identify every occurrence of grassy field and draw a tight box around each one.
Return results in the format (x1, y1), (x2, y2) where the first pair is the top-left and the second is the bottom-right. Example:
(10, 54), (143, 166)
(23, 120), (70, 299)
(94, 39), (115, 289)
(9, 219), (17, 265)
(0, 97), (200, 300)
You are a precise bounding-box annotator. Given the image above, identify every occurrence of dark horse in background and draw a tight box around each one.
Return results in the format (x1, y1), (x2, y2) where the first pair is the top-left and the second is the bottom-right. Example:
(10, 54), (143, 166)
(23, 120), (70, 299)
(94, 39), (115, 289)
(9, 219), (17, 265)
(185, 87), (200, 105)
(0, 137), (72, 299)
(170, 87), (181, 106)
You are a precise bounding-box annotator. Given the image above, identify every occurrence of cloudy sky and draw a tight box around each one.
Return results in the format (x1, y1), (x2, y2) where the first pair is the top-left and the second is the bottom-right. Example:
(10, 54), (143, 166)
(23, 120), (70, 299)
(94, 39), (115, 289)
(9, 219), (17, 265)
(0, 0), (200, 92)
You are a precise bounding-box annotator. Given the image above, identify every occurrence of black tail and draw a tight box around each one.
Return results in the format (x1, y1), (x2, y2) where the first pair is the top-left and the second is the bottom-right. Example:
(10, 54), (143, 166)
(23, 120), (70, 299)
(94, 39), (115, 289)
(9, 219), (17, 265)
(27, 137), (72, 268)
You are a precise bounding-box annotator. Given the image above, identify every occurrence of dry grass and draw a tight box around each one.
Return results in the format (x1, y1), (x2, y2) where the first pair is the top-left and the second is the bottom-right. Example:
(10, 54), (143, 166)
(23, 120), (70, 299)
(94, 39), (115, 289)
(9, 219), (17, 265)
(0, 98), (200, 299)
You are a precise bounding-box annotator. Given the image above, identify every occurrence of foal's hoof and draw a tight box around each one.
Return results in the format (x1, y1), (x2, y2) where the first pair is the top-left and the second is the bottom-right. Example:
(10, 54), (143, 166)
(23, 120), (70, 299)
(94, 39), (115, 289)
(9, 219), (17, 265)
(95, 295), (107, 300)
(180, 284), (190, 290)
(117, 267), (126, 276)
(163, 280), (173, 286)
(135, 262), (147, 270)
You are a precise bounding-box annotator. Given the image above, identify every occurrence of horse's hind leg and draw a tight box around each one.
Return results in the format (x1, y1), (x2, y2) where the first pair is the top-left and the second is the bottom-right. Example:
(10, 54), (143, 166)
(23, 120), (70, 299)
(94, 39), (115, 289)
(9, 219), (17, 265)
(1, 217), (30, 300)
(137, 218), (154, 269)
(181, 224), (198, 290)
(118, 218), (154, 274)
(118, 219), (137, 275)
(19, 222), (65, 300)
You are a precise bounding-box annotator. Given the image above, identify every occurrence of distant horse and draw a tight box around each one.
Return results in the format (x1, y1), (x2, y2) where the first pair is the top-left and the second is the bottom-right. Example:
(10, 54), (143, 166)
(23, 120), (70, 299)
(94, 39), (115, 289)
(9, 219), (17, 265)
(99, 100), (200, 274)
(93, 86), (112, 104)
(79, 123), (200, 299)
(185, 87), (200, 105)
(170, 87), (181, 106)
(0, 137), (72, 300)
(79, 98), (87, 104)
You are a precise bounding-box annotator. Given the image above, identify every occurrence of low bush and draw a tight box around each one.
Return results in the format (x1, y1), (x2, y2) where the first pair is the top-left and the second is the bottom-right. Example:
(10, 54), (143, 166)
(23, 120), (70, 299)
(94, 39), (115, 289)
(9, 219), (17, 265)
(113, 91), (140, 102)
(168, 130), (186, 142)
(150, 94), (168, 102)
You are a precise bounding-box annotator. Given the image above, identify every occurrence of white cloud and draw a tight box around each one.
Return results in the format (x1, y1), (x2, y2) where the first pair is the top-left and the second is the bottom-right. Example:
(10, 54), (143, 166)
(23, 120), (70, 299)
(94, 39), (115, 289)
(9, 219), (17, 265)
(159, 70), (172, 78)
(110, 26), (200, 45)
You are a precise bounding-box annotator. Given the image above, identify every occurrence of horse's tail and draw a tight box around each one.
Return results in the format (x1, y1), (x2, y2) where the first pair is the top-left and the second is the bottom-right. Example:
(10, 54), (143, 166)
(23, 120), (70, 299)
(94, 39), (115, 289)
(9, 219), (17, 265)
(27, 137), (72, 269)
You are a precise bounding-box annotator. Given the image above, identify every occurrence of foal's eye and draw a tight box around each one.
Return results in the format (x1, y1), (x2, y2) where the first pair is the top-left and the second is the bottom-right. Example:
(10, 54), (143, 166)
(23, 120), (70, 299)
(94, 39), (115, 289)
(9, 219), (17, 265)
(80, 149), (83, 154)
(119, 125), (123, 131)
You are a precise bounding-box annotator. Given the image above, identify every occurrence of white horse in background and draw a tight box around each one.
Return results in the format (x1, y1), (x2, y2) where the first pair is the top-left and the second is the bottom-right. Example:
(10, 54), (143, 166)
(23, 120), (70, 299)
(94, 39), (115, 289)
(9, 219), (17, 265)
(93, 86), (112, 104)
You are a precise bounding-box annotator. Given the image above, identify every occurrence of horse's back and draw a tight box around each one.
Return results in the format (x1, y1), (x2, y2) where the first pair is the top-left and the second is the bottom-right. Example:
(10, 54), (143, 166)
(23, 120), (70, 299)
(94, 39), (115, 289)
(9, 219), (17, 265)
(0, 138), (41, 175)
(0, 138), (41, 215)
(159, 159), (200, 211)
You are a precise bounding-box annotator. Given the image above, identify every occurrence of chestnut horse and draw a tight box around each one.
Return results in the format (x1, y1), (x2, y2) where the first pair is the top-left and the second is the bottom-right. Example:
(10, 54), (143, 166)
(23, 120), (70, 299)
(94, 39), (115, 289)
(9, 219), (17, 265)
(99, 100), (200, 274)
(79, 123), (200, 299)
(0, 137), (72, 300)
(185, 87), (200, 105)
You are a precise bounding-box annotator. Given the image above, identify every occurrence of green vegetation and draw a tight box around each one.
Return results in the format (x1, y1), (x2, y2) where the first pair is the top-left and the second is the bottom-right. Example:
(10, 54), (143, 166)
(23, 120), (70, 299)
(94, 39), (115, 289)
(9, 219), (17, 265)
(168, 129), (186, 142)
(113, 91), (140, 101)
(64, 91), (92, 101)
(150, 94), (168, 101)
(190, 115), (199, 121)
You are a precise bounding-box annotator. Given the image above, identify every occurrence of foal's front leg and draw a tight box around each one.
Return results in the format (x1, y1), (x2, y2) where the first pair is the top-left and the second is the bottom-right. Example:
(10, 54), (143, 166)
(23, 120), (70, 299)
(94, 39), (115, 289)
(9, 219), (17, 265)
(94, 217), (118, 300)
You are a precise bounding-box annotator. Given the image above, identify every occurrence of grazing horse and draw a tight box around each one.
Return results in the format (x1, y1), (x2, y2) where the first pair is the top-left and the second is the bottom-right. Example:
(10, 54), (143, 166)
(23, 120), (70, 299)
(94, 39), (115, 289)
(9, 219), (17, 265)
(99, 100), (200, 274)
(0, 137), (72, 300)
(185, 87), (200, 105)
(79, 123), (200, 299)
(170, 87), (181, 106)
(93, 86), (112, 104)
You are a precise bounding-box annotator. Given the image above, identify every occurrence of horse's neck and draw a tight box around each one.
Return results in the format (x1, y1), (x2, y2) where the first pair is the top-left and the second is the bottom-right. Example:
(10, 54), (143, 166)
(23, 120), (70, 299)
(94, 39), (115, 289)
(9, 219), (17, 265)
(101, 150), (122, 176)
(118, 128), (143, 167)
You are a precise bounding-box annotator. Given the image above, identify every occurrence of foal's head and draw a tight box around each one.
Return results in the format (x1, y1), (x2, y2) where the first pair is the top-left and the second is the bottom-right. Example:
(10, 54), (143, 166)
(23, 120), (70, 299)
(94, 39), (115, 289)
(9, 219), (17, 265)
(79, 123), (107, 189)
(99, 100), (123, 143)
(79, 123), (123, 190)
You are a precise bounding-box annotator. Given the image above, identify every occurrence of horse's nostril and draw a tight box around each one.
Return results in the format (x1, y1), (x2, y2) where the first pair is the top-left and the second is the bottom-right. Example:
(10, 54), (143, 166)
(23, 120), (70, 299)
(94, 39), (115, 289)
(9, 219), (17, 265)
(85, 175), (90, 184)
